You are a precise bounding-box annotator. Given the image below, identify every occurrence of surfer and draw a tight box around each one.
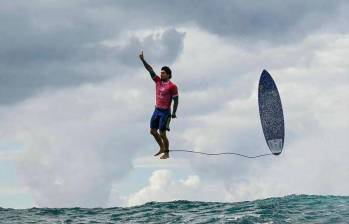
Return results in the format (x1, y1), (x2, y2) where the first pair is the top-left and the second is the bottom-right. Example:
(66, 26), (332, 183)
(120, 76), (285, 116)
(139, 51), (179, 159)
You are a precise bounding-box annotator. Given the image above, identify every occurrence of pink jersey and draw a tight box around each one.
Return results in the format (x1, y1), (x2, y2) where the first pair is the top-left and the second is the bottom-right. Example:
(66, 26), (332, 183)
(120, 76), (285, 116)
(153, 75), (178, 109)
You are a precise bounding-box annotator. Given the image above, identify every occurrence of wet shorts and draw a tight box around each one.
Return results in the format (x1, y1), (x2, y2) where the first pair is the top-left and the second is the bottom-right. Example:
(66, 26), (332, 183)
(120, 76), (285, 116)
(150, 107), (171, 131)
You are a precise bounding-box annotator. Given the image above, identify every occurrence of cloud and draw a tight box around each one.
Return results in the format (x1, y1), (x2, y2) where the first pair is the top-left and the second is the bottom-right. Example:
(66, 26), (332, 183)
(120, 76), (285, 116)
(171, 30), (349, 199)
(1, 1), (348, 105)
(224, 128), (349, 202)
(0, 0), (185, 105)
(0, 28), (185, 105)
(126, 169), (227, 206)
(114, 0), (348, 43)
(0, 26), (185, 207)
(1, 73), (158, 207)
(108, 28), (185, 67)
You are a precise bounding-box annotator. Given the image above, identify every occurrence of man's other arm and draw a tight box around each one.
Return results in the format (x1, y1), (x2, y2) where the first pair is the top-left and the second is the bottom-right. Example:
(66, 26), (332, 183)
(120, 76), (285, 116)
(172, 96), (178, 118)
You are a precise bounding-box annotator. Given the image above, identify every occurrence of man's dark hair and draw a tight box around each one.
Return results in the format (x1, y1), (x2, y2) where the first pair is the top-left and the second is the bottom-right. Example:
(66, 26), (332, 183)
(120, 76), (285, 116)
(161, 66), (172, 79)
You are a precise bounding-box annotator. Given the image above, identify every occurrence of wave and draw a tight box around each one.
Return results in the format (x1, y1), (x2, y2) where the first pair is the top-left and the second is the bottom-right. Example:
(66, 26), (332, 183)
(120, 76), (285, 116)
(1, 194), (348, 223)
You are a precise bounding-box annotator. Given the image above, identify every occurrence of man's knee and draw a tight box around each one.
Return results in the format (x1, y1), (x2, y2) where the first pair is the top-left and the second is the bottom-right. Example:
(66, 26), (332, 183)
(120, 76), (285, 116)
(150, 129), (158, 136)
(159, 130), (167, 138)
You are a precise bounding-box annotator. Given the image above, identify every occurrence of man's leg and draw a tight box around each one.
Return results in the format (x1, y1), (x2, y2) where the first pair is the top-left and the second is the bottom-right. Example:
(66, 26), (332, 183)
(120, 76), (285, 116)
(159, 130), (169, 159)
(150, 129), (165, 156)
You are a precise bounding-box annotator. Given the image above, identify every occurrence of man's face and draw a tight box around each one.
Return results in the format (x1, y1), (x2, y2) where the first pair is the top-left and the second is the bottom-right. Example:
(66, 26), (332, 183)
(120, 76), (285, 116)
(160, 70), (170, 80)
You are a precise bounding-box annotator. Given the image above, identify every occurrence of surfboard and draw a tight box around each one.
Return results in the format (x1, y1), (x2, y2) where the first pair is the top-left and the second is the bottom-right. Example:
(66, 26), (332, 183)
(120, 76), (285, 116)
(258, 70), (285, 155)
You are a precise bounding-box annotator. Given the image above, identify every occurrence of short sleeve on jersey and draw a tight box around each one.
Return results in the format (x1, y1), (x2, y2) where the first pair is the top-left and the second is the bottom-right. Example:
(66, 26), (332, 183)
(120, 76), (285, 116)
(171, 85), (178, 98)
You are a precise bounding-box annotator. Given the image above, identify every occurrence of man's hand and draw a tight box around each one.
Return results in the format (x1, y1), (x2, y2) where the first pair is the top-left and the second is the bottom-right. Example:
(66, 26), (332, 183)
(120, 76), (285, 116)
(139, 51), (144, 61)
(171, 113), (177, 119)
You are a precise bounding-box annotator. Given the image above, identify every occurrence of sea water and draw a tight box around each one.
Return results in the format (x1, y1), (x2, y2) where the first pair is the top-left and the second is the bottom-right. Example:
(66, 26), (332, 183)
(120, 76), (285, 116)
(1, 195), (348, 223)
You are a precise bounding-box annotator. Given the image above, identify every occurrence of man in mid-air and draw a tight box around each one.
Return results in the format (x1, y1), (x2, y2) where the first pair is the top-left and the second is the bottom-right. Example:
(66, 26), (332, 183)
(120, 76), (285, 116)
(139, 51), (178, 159)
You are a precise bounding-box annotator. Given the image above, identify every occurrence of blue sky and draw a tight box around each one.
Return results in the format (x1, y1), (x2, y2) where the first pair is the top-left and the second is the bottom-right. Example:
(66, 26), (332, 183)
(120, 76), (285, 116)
(0, 1), (348, 208)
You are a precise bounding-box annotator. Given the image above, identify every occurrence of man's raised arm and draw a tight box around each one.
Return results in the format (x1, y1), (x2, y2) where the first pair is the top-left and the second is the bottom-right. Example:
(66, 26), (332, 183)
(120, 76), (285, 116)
(139, 51), (156, 79)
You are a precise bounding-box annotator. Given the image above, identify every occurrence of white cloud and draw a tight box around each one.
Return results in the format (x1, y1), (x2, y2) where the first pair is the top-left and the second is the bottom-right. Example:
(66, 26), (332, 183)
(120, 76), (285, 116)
(0, 73), (157, 207)
(126, 169), (227, 207)
(224, 128), (349, 202)
(180, 175), (200, 188)
(173, 30), (349, 200)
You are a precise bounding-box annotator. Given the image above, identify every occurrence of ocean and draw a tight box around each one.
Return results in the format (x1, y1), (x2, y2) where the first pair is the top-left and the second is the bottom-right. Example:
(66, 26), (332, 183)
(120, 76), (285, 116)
(0, 195), (348, 223)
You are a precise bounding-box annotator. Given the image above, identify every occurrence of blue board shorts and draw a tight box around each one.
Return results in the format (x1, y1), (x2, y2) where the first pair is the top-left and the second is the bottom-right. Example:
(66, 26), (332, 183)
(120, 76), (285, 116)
(150, 107), (171, 131)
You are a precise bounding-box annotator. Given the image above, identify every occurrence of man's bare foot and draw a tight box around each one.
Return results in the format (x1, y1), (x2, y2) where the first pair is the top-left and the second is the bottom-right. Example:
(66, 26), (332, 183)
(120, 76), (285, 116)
(160, 151), (169, 159)
(154, 148), (165, 156)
